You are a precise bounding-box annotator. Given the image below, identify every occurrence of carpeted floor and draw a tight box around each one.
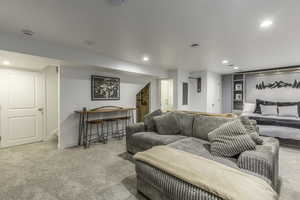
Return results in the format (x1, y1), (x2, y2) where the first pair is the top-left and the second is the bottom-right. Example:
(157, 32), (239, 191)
(0, 138), (299, 200)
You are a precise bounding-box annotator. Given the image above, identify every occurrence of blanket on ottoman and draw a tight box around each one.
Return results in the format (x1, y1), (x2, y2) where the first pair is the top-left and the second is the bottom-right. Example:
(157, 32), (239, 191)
(134, 146), (278, 200)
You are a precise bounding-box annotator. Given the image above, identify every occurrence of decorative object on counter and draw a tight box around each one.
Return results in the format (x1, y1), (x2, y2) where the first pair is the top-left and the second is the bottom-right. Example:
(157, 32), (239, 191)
(256, 80), (300, 90)
(235, 93), (242, 101)
(235, 83), (242, 91)
(91, 75), (120, 100)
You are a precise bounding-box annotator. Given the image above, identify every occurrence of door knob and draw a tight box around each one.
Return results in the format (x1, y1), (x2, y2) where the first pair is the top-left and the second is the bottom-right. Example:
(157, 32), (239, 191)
(38, 108), (44, 112)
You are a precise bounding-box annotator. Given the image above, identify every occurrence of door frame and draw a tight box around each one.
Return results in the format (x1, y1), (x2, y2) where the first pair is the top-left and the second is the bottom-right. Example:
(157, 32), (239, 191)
(0, 67), (46, 148)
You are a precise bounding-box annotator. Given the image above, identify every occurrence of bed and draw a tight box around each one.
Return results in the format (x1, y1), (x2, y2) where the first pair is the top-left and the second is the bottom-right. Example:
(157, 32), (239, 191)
(241, 100), (300, 142)
(241, 113), (300, 140)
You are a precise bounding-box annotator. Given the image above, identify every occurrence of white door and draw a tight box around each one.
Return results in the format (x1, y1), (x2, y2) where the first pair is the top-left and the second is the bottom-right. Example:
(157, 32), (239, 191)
(0, 69), (44, 148)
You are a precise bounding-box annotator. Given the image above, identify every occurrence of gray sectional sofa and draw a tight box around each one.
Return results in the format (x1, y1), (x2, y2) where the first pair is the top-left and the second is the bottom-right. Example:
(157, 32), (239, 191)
(126, 111), (279, 200)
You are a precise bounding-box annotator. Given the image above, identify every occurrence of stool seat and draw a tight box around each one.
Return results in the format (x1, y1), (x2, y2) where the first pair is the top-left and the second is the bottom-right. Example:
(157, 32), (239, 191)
(102, 117), (119, 122)
(117, 116), (131, 120)
(87, 119), (103, 124)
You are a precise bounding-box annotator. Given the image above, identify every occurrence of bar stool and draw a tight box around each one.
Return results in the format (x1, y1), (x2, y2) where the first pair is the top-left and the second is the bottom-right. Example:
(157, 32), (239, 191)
(116, 116), (131, 138)
(86, 119), (107, 147)
(102, 118), (119, 139)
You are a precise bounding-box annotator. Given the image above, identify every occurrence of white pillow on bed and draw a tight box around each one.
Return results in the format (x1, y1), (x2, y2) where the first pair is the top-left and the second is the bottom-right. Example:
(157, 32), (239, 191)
(260, 105), (278, 116)
(278, 105), (299, 118)
(243, 103), (256, 113)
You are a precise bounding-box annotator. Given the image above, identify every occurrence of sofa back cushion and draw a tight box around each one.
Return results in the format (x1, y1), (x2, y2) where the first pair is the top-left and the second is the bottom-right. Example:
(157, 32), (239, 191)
(144, 109), (162, 131)
(192, 115), (233, 140)
(172, 112), (195, 136)
(153, 112), (181, 135)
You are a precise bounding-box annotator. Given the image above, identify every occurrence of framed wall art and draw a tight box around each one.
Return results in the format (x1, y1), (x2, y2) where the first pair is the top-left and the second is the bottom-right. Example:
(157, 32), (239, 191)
(91, 75), (120, 101)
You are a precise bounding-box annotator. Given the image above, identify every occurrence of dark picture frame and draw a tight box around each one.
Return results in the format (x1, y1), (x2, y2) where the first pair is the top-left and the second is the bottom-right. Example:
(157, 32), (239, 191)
(91, 75), (120, 101)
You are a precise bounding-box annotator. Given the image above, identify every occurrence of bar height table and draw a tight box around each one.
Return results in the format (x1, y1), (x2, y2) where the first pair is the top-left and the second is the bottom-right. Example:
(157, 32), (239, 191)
(74, 107), (136, 148)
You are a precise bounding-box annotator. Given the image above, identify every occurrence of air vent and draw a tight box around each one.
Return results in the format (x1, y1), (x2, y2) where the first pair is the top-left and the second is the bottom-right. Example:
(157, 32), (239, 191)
(190, 43), (200, 48)
(110, 0), (128, 5)
(22, 29), (34, 37)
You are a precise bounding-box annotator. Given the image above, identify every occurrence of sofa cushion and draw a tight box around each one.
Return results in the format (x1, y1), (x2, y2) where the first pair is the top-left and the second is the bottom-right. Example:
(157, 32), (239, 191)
(144, 109), (162, 131)
(168, 137), (238, 169)
(192, 115), (233, 141)
(172, 112), (195, 136)
(208, 120), (256, 157)
(130, 132), (187, 152)
(153, 112), (180, 135)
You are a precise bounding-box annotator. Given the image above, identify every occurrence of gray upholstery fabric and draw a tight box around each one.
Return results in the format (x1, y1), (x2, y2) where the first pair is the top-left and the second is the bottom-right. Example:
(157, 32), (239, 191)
(192, 115), (233, 140)
(168, 137), (238, 169)
(126, 122), (145, 154)
(208, 120), (256, 157)
(126, 112), (279, 199)
(240, 116), (264, 145)
(238, 136), (279, 190)
(173, 112), (195, 136)
(153, 112), (181, 135)
(136, 161), (222, 200)
(130, 132), (186, 153)
(144, 109), (162, 131)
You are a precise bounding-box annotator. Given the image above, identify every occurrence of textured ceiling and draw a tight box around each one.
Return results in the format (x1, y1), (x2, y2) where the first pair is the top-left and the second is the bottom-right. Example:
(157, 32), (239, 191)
(0, 0), (300, 73)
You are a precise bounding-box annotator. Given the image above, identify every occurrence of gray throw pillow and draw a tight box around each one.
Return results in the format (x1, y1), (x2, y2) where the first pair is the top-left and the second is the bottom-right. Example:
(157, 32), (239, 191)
(239, 116), (263, 145)
(260, 105), (278, 116)
(278, 105), (299, 118)
(153, 112), (180, 135)
(144, 109), (162, 131)
(208, 119), (256, 157)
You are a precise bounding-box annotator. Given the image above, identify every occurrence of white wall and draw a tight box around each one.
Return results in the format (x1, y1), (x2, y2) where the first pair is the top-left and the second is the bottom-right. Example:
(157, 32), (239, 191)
(246, 72), (300, 103)
(187, 71), (222, 113)
(176, 69), (191, 110)
(60, 66), (158, 149)
(189, 71), (208, 112)
(207, 72), (222, 113)
(44, 66), (59, 138)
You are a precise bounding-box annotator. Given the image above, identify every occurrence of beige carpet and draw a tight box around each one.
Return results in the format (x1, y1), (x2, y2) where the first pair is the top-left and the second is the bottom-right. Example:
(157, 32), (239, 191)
(0, 138), (299, 200)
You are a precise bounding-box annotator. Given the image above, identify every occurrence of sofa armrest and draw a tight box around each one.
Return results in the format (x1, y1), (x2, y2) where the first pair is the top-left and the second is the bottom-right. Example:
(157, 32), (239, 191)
(126, 122), (146, 154)
(126, 122), (146, 138)
(237, 137), (279, 190)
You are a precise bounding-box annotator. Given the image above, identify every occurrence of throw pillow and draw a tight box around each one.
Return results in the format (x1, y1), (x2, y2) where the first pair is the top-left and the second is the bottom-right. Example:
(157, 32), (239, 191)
(239, 116), (263, 145)
(254, 99), (277, 114)
(208, 119), (256, 157)
(144, 109), (162, 131)
(278, 105), (299, 118)
(277, 101), (300, 117)
(242, 103), (256, 114)
(260, 105), (278, 116)
(153, 112), (180, 135)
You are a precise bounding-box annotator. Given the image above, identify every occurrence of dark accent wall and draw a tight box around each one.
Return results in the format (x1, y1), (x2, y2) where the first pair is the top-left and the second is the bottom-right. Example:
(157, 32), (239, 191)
(222, 75), (232, 113)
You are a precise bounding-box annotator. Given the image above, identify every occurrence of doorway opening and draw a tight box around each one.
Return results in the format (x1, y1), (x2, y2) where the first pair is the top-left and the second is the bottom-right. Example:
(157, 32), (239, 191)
(160, 79), (174, 112)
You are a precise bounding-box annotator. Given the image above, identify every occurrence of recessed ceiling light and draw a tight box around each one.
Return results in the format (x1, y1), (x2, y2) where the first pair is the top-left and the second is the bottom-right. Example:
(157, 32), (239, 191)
(233, 66), (239, 70)
(2, 60), (11, 65)
(222, 60), (229, 64)
(260, 20), (273, 28)
(143, 56), (149, 62)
